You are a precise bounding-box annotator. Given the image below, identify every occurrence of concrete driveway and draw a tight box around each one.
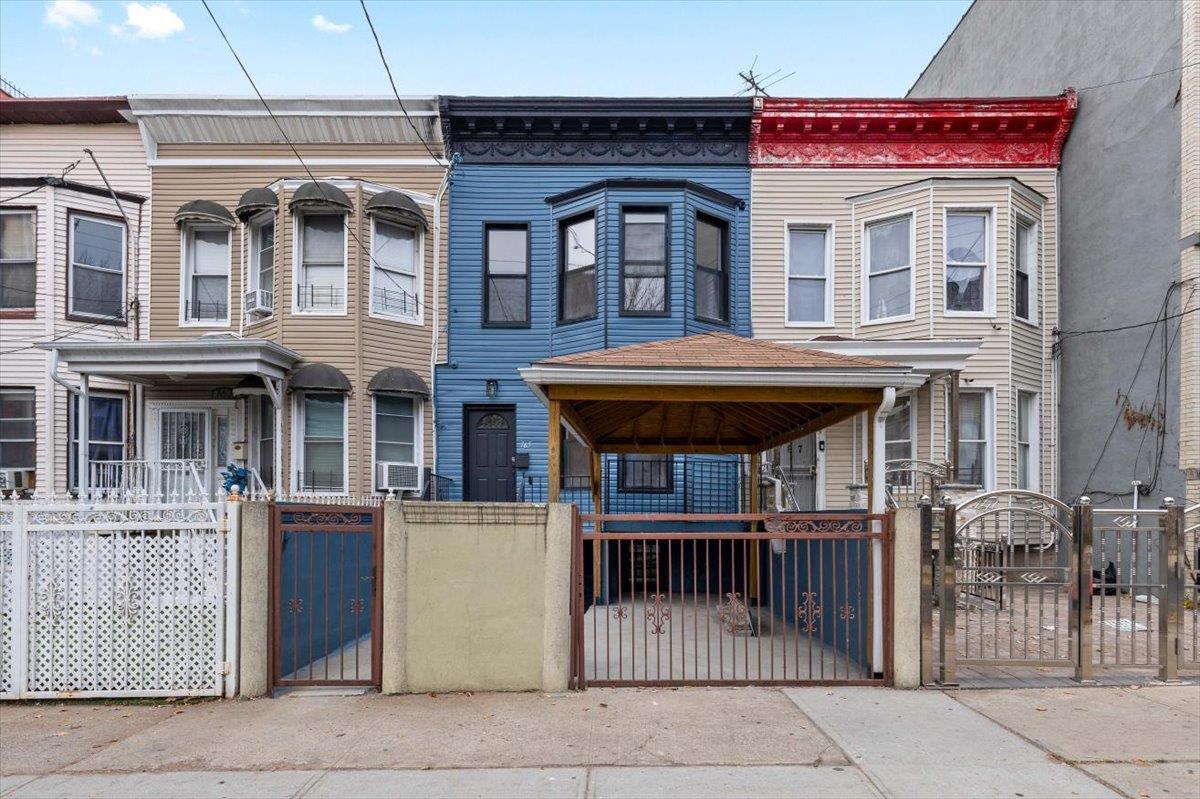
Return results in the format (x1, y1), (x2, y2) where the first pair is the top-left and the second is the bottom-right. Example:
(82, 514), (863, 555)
(0, 685), (1196, 798)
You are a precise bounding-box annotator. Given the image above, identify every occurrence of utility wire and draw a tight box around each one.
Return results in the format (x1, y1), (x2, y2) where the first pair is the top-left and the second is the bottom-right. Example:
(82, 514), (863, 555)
(358, 0), (443, 165)
(1076, 61), (1199, 92)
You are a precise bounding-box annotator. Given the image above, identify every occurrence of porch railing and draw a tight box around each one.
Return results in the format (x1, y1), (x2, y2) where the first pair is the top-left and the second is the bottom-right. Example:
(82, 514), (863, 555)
(884, 459), (950, 509)
(87, 459), (207, 501)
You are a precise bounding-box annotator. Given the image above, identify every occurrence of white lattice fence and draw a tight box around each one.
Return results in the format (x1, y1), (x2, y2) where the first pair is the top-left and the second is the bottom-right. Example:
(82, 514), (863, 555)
(0, 501), (230, 699)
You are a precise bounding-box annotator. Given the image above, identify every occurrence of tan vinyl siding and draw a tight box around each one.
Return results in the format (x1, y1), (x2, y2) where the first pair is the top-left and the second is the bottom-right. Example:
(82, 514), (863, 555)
(751, 168), (1059, 502)
(148, 157), (446, 494)
(0, 123), (149, 495)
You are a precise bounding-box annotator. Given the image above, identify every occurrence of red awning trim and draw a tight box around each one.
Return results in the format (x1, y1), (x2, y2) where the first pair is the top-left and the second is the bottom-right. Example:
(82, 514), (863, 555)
(751, 90), (1077, 168)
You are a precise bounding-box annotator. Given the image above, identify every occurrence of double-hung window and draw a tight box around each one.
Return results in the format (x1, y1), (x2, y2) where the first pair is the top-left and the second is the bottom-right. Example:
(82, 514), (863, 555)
(296, 214), (346, 313)
(694, 214), (728, 323)
(298, 392), (345, 492)
(864, 215), (912, 321)
(621, 208), (668, 315)
(68, 392), (126, 489)
(618, 454), (672, 493)
(484, 224), (529, 326)
(256, 397), (275, 490)
(1017, 391), (1038, 490)
(787, 225), (831, 324)
(375, 395), (417, 476)
(69, 213), (126, 321)
(247, 215), (274, 316)
(372, 218), (420, 321)
(885, 396), (913, 464)
(0, 388), (36, 475)
(559, 213), (596, 323)
(945, 211), (989, 313)
(0, 210), (36, 313)
(953, 389), (991, 488)
(1015, 218), (1037, 323)
(183, 226), (231, 323)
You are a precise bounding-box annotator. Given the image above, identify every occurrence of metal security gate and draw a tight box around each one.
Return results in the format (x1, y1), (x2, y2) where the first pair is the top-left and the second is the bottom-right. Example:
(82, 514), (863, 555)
(1, 501), (229, 699)
(270, 504), (381, 689)
(924, 492), (1193, 684)
(571, 510), (893, 688)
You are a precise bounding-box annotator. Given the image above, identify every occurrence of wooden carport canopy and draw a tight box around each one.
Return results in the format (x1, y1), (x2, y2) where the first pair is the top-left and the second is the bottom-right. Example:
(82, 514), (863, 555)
(519, 332), (928, 513)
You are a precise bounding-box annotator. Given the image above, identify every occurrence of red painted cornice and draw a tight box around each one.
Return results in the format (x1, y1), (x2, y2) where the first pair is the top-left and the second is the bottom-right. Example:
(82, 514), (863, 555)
(751, 90), (1077, 168)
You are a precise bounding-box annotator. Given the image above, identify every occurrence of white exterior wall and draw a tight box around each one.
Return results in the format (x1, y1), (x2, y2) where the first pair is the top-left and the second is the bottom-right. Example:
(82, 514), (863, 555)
(0, 123), (150, 494)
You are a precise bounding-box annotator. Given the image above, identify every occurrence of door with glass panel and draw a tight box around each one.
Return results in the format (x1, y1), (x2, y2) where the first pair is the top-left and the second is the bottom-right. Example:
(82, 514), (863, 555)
(154, 406), (231, 498)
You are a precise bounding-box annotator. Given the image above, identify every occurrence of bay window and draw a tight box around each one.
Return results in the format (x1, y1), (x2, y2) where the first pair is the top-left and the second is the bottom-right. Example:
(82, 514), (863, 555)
(864, 215), (912, 321)
(0, 210), (36, 312)
(621, 208), (668, 314)
(297, 392), (345, 492)
(953, 389), (992, 488)
(558, 213), (596, 323)
(69, 212), (126, 321)
(296, 214), (346, 313)
(1015, 218), (1036, 323)
(945, 211), (989, 313)
(484, 224), (529, 326)
(247, 215), (274, 316)
(182, 226), (231, 323)
(68, 393), (126, 489)
(787, 224), (831, 324)
(694, 213), (728, 324)
(371, 218), (419, 321)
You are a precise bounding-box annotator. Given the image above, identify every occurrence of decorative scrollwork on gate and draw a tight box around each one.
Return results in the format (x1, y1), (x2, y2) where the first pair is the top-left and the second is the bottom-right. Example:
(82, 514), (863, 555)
(287, 511), (368, 527)
(839, 604), (856, 621)
(797, 591), (821, 633)
(610, 605), (629, 620)
(36, 577), (66, 623)
(719, 591), (751, 634)
(645, 594), (671, 634)
(763, 516), (866, 535)
(348, 598), (365, 614)
(113, 576), (141, 623)
(288, 597), (304, 614)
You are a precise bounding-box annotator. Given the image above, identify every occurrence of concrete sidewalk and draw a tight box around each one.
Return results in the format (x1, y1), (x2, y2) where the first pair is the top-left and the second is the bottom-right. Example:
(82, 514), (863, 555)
(1, 685), (1196, 798)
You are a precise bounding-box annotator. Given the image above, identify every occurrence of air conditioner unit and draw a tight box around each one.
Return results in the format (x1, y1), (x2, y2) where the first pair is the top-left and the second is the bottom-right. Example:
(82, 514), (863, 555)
(0, 468), (35, 491)
(377, 462), (421, 492)
(243, 288), (273, 315)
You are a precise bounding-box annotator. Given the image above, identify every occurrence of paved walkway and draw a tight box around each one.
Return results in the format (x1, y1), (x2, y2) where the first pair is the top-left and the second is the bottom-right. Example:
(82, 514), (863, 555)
(1, 685), (1196, 798)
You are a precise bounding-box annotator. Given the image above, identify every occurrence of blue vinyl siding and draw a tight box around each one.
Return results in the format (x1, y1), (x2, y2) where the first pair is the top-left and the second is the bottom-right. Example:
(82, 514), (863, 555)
(437, 164), (751, 504)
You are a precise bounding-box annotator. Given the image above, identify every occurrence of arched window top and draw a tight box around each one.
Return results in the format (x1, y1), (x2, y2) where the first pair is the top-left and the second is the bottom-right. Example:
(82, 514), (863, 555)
(477, 413), (510, 430)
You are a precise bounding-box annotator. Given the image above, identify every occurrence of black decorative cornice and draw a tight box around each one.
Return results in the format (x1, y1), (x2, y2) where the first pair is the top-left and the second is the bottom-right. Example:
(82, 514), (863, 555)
(546, 179), (744, 209)
(441, 97), (752, 165)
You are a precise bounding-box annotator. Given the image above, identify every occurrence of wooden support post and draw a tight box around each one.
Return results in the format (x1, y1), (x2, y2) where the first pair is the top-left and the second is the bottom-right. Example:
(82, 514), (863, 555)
(749, 451), (761, 604)
(948, 371), (961, 482)
(548, 399), (561, 504)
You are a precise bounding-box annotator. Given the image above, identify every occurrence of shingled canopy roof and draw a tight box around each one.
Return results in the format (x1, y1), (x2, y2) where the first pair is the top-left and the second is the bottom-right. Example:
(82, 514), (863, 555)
(520, 333), (923, 503)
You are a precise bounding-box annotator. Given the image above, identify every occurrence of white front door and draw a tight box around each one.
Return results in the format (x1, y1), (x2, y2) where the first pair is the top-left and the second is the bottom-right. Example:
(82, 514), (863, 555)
(151, 404), (233, 497)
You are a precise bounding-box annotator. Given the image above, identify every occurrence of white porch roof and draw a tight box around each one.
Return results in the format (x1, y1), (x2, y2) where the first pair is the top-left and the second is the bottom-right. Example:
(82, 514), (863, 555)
(40, 338), (301, 384)
(781, 338), (982, 377)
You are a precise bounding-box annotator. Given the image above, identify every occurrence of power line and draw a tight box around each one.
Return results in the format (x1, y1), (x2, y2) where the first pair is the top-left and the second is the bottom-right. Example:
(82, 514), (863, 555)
(1055, 303), (1198, 341)
(1076, 61), (1199, 92)
(1, 311), (130, 355)
(358, 0), (443, 165)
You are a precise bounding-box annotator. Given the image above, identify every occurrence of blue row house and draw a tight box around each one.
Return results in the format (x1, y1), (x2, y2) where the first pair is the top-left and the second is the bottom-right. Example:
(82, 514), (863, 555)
(435, 98), (754, 511)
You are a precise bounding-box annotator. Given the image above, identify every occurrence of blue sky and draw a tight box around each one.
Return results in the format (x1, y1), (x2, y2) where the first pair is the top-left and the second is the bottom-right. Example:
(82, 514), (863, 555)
(0, 0), (970, 98)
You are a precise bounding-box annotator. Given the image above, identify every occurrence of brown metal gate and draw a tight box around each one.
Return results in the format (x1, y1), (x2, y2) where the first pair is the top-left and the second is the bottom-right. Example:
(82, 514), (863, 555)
(570, 509), (893, 688)
(270, 504), (382, 690)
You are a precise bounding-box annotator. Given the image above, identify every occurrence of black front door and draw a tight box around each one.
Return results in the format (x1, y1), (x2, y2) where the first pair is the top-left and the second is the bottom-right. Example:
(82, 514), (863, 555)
(464, 406), (516, 501)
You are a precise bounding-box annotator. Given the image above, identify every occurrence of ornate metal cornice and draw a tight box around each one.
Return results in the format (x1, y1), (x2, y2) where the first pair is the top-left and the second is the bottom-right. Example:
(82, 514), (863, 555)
(441, 96), (752, 165)
(751, 90), (1078, 168)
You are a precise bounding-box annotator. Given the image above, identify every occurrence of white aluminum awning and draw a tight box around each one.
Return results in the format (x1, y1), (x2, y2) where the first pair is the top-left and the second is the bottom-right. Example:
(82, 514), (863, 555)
(40, 338), (301, 384)
(782, 338), (982, 377)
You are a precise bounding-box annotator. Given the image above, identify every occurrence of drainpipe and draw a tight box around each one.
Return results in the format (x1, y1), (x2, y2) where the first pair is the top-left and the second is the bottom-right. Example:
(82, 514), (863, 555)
(429, 157), (455, 477)
(78, 374), (90, 498)
(870, 386), (897, 675)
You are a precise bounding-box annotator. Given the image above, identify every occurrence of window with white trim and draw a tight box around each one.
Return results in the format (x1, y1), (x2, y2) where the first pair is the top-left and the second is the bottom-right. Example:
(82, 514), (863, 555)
(247, 215), (274, 316)
(621, 208), (668, 314)
(297, 392), (345, 492)
(945, 211), (988, 313)
(0, 388), (35, 473)
(787, 225), (831, 324)
(182, 225), (231, 323)
(884, 396), (913, 463)
(68, 392), (126, 489)
(255, 397), (275, 490)
(70, 213), (126, 321)
(371, 218), (419, 321)
(0, 210), (36, 312)
(865, 215), (911, 321)
(296, 214), (346, 312)
(1017, 391), (1038, 490)
(374, 394), (417, 474)
(952, 389), (992, 488)
(1015, 218), (1036, 323)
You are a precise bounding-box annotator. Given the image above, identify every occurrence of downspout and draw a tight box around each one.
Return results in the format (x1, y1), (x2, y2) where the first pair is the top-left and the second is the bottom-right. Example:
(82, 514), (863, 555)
(870, 386), (897, 676)
(429, 156), (455, 477)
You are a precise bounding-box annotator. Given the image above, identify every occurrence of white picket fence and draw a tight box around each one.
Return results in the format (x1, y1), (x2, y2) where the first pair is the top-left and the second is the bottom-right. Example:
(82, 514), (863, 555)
(0, 499), (239, 700)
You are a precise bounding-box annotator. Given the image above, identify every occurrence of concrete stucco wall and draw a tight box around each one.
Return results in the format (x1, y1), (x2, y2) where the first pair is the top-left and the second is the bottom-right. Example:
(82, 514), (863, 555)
(386, 502), (572, 694)
(239, 501), (270, 698)
(910, 0), (1185, 508)
(892, 507), (922, 689)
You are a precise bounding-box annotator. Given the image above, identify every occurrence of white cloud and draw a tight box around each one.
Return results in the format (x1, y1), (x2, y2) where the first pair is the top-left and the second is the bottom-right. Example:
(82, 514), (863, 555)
(45, 0), (101, 28)
(113, 2), (185, 39)
(311, 14), (351, 34)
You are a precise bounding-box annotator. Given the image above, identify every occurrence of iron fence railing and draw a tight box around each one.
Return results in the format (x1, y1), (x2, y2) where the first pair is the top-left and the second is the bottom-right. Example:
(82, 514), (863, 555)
(371, 286), (419, 318)
(183, 299), (229, 322)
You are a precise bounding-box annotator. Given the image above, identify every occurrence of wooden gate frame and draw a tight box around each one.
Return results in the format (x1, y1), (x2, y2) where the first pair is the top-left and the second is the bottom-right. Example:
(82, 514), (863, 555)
(268, 503), (383, 692)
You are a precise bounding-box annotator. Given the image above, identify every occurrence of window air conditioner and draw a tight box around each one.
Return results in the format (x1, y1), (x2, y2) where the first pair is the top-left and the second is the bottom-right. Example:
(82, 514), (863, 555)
(377, 462), (420, 492)
(244, 288), (273, 315)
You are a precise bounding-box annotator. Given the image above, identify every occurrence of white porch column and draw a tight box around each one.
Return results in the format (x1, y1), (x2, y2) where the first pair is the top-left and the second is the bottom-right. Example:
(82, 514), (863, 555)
(870, 387), (896, 674)
(78, 374), (90, 497)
